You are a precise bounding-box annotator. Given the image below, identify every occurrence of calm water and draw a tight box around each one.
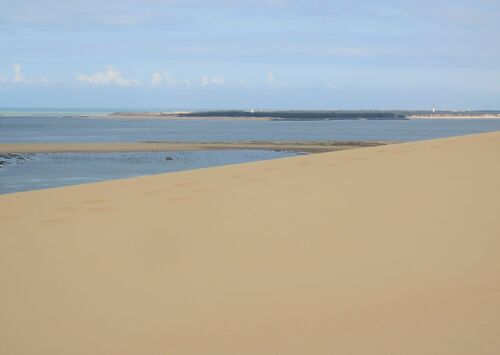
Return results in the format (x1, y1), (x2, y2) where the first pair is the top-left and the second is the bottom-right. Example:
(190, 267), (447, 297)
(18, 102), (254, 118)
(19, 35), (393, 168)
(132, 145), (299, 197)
(0, 150), (298, 194)
(1, 115), (500, 143)
(1, 113), (499, 194)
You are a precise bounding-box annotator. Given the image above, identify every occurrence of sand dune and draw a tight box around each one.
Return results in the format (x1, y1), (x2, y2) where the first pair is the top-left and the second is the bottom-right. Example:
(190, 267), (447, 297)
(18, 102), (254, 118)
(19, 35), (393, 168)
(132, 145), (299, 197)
(1, 131), (499, 355)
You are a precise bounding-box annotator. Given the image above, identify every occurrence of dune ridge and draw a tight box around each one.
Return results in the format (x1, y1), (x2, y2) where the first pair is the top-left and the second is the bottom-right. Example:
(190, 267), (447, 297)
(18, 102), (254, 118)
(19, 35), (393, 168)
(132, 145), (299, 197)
(1, 131), (499, 355)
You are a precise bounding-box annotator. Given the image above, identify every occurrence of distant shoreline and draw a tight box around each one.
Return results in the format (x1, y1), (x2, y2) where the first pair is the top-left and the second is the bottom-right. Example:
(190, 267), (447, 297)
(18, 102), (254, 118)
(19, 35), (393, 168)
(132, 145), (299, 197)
(408, 114), (500, 119)
(108, 110), (407, 120)
(108, 110), (500, 121)
(0, 141), (386, 155)
(107, 113), (271, 121)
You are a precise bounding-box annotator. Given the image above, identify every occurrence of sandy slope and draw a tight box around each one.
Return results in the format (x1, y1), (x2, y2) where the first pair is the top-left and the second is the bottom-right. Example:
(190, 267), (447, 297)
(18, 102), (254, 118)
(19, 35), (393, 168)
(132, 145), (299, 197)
(0, 131), (499, 355)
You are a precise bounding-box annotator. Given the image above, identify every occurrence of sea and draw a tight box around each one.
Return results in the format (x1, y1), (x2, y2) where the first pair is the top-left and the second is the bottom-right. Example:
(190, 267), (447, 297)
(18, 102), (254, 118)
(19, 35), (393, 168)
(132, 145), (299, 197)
(1, 109), (500, 194)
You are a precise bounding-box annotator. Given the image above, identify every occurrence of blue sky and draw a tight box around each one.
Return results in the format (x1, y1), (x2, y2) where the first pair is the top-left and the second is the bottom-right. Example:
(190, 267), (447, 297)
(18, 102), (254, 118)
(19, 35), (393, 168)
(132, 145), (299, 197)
(1, 0), (499, 109)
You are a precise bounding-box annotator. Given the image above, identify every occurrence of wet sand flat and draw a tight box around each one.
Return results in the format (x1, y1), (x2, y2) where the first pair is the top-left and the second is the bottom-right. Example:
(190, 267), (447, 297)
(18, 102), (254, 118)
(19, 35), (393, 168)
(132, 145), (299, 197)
(0, 141), (384, 154)
(0, 131), (499, 355)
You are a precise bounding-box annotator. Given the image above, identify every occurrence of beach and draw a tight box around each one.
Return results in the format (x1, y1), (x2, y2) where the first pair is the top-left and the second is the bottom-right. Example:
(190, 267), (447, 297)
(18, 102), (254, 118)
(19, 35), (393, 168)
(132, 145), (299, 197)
(408, 114), (500, 119)
(1, 131), (499, 354)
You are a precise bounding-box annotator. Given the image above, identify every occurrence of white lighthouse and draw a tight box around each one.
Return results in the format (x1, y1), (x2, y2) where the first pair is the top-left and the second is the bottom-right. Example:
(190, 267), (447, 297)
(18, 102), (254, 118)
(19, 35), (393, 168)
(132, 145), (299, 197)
(432, 104), (436, 113)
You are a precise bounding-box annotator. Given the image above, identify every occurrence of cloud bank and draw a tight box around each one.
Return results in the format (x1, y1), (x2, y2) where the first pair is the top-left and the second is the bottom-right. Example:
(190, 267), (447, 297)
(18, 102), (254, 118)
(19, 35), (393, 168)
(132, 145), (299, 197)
(0, 64), (50, 85)
(151, 71), (191, 87)
(12, 64), (25, 83)
(201, 75), (225, 86)
(76, 67), (140, 87)
(266, 72), (275, 84)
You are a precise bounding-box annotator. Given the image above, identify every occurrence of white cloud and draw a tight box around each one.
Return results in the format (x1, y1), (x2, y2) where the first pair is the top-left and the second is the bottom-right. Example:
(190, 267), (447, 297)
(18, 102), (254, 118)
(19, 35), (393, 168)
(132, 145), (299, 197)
(201, 75), (210, 86)
(151, 71), (163, 86)
(0, 64), (50, 85)
(201, 74), (225, 86)
(76, 66), (140, 87)
(12, 64), (24, 83)
(236, 79), (252, 87)
(266, 72), (275, 84)
(151, 70), (190, 86)
(212, 75), (225, 85)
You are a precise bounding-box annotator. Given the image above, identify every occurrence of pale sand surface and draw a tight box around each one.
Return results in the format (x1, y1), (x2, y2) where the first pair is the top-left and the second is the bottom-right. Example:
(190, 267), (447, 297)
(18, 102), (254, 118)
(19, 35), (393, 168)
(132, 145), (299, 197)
(408, 114), (500, 119)
(0, 141), (383, 154)
(1, 131), (499, 355)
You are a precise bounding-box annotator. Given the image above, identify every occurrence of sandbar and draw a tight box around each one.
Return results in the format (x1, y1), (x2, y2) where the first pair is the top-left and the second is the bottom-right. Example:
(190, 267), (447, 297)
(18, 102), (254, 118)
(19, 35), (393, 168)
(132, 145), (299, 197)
(0, 141), (384, 154)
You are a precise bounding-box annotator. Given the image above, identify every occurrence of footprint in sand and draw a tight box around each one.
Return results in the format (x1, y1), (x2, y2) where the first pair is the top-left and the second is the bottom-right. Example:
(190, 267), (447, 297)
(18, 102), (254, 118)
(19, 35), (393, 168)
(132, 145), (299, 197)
(53, 206), (78, 213)
(142, 190), (168, 197)
(241, 178), (266, 184)
(173, 182), (197, 188)
(83, 198), (111, 205)
(38, 218), (70, 226)
(165, 196), (193, 203)
(193, 188), (219, 193)
(325, 163), (344, 168)
(297, 161), (313, 166)
(233, 174), (252, 179)
(261, 167), (283, 173)
(278, 171), (299, 176)
(86, 207), (117, 214)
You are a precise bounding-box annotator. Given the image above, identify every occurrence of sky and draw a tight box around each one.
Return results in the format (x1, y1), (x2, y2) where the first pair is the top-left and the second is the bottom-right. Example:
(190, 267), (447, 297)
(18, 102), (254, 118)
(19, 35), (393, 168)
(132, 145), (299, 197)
(0, 0), (499, 110)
